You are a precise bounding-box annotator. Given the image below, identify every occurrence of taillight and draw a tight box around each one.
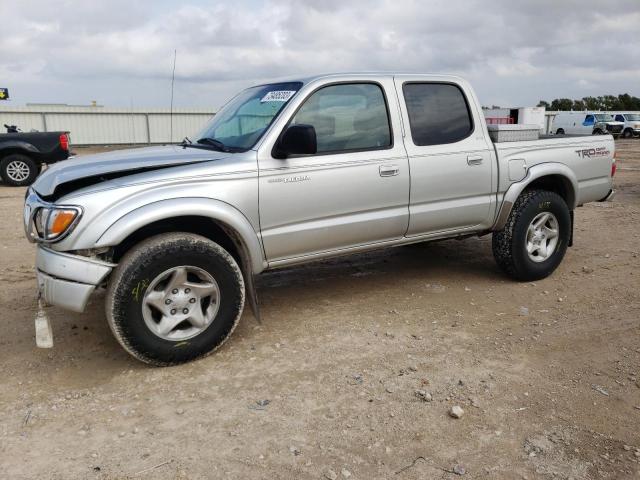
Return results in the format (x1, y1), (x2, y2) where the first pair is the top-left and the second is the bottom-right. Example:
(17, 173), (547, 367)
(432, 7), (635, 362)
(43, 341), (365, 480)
(59, 133), (69, 151)
(612, 151), (617, 177)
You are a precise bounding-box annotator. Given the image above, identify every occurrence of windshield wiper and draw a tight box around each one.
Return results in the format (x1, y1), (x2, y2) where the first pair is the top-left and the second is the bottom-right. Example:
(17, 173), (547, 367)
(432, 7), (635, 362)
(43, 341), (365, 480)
(196, 137), (232, 152)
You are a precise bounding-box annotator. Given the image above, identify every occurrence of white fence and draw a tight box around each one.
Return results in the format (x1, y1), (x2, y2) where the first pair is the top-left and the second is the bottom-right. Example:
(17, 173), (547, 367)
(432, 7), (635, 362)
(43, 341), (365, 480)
(0, 105), (215, 145)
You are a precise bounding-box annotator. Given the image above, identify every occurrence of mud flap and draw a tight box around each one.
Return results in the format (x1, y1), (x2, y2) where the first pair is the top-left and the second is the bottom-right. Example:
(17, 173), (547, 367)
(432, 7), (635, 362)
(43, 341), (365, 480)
(35, 298), (54, 348)
(568, 210), (574, 247)
(244, 271), (262, 324)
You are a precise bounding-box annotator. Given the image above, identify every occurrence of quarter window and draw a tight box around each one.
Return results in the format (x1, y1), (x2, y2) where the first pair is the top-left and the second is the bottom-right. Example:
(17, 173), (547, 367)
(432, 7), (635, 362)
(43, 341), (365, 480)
(402, 83), (473, 146)
(290, 83), (391, 154)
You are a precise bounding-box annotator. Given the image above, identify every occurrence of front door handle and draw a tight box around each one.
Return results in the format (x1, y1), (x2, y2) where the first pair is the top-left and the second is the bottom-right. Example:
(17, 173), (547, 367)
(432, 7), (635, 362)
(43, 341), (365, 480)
(467, 155), (483, 166)
(379, 165), (399, 177)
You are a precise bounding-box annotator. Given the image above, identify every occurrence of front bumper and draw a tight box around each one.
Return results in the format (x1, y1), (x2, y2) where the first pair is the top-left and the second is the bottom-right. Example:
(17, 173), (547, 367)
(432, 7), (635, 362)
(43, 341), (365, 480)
(36, 246), (115, 312)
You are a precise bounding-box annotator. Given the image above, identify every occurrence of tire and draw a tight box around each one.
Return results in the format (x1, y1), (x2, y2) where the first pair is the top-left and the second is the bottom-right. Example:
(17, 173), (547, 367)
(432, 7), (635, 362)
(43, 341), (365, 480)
(622, 129), (633, 139)
(593, 129), (603, 135)
(555, 128), (565, 135)
(0, 154), (39, 186)
(106, 233), (245, 366)
(492, 190), (571, 281)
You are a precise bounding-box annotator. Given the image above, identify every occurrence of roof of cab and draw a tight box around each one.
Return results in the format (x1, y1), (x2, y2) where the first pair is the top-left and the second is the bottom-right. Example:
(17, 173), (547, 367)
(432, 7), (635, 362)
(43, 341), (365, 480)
(258, 72), (465, 86)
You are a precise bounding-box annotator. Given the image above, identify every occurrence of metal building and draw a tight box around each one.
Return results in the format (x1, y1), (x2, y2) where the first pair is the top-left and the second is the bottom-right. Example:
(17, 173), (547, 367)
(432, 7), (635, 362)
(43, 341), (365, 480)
(0, 104), (215, 145)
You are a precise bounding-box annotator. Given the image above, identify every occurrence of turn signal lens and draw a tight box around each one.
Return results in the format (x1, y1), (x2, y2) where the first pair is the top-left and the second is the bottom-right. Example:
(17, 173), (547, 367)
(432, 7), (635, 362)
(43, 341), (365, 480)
(45, 208), (79, 239)
(48, 210), (77, 236)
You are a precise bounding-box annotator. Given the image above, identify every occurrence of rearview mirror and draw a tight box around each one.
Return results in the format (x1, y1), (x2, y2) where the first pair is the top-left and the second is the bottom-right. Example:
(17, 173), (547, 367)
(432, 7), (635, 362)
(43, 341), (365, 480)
(273, 124), (317, 159)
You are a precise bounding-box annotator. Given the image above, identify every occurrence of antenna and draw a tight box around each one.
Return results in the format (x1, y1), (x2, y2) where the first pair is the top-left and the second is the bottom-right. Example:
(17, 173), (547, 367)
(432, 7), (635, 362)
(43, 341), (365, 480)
(169, 49), (177, 143)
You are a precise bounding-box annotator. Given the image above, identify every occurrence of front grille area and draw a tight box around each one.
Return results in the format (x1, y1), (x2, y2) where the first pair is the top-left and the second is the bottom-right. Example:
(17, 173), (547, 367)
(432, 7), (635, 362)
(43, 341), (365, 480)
(607, 124), (623, 133)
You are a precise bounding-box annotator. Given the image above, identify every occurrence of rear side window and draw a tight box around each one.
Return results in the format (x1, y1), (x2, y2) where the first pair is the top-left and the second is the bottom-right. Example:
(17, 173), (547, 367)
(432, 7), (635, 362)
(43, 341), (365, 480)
(402, 83), (473, 146)
(291, 83), (391, 154)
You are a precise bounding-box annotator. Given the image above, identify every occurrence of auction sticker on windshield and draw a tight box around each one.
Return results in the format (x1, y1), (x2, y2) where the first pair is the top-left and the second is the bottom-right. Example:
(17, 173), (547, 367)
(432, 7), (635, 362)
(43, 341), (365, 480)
(261, 91), (296, 103)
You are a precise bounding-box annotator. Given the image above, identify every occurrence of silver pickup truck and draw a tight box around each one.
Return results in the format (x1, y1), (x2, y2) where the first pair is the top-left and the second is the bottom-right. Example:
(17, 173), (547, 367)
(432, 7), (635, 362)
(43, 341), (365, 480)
(23, 73), (616, 365)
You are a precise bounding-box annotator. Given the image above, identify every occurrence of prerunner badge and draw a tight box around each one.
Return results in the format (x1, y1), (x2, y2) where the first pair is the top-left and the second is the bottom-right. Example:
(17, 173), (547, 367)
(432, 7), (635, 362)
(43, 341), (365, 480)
(260, 91), (296, 103)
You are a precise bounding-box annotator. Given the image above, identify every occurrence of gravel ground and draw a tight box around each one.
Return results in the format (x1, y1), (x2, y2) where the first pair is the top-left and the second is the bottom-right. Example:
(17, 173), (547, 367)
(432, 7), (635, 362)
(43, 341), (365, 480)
(0, 140), (639, 479)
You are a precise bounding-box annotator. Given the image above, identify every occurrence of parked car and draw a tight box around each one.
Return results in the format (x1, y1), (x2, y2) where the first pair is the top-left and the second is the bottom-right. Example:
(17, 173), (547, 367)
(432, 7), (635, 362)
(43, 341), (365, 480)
(1, 125), (71, 186)
(23, 73), (616, 365)
(612, 112), (640, 138)
(552, 112), (624, 138)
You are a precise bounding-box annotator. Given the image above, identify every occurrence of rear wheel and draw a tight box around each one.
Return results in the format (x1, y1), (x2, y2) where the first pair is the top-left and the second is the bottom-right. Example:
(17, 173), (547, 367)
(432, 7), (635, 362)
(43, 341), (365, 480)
(0, 154), (39, 186)
(492, 190), (571, 281)
(106, 233), (245, 365)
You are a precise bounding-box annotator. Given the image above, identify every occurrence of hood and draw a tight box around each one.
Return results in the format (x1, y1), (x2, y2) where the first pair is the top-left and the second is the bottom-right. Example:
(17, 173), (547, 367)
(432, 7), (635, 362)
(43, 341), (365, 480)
(33, 145), (229, 198)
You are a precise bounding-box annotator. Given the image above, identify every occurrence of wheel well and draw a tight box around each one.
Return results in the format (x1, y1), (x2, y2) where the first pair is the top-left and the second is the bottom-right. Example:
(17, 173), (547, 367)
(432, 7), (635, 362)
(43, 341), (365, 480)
(525, 175), (575, 208)
(0, 148), (34, 162)
(112, 216), (245, 267)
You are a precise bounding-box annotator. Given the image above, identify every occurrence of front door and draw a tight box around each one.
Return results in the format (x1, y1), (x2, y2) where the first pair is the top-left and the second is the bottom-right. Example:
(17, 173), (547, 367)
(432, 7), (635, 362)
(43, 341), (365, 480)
(258, 80), (410, 262)
(394, 76), (495, 236)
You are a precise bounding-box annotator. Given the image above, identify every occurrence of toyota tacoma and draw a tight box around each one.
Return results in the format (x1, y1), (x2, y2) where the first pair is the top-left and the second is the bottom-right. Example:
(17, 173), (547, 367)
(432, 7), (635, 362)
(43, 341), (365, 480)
(23, 73), (616, 365)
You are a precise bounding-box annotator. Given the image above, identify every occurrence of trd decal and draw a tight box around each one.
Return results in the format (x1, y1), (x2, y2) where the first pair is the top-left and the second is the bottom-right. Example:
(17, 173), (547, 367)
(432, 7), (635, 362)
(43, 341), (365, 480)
(575, 147), (610, 158)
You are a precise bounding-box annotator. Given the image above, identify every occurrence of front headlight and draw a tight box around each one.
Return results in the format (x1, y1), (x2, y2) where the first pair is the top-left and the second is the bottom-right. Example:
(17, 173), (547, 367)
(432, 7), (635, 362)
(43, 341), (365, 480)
(34, 206), (82, 241)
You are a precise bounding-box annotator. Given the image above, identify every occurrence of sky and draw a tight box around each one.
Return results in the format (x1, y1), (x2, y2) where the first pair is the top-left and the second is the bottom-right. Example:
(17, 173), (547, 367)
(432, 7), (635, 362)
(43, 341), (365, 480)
(1, 0), (639, 110)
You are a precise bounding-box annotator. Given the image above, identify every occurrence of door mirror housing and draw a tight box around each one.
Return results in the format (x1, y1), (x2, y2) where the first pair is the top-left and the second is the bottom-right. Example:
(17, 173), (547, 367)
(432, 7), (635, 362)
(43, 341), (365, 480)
(273, 124), (317, 159)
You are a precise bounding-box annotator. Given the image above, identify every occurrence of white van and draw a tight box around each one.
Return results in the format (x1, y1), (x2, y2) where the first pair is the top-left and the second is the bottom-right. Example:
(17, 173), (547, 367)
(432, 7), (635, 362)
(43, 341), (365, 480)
(553, 112), (624, 138)
(612, 112), (640, 138)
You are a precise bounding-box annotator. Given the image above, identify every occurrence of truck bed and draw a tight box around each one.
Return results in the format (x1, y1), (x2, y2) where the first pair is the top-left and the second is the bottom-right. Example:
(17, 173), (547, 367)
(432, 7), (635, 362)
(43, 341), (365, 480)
(492, 134), (615, 207)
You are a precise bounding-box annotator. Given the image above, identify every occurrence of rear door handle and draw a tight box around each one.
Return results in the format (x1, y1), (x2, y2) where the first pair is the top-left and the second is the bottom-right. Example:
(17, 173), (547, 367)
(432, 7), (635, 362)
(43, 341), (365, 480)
(467, 155), (483, 166)
(379, 165), (399, 177)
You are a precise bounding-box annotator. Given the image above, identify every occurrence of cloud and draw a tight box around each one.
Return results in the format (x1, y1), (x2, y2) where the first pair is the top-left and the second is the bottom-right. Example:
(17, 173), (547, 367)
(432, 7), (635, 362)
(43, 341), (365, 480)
(1, 0), (638, 108)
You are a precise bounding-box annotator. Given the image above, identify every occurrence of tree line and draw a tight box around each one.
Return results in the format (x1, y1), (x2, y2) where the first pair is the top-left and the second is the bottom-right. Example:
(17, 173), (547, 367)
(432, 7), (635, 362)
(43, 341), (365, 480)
(537, 94), (640, 111)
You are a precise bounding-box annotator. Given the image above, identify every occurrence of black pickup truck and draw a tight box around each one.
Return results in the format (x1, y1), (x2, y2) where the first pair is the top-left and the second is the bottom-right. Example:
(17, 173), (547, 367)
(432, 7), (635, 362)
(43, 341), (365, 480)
(0, 125), (71, 186)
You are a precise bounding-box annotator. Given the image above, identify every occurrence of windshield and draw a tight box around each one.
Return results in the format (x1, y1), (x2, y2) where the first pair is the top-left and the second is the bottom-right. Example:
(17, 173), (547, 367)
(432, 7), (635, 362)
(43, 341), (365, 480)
(594, 114), (614, 122)
(193, 81), (302, 151)
(623, 113), (640, 121)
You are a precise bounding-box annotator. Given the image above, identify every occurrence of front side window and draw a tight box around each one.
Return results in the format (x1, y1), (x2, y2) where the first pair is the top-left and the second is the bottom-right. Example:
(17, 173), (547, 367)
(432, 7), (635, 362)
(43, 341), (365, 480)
(289, 83), (391, 154)
(403, 83), (473, 146)
(584, 115), (595, 125)
(615, 115), (625, 122)
(194, 82), (302, 151)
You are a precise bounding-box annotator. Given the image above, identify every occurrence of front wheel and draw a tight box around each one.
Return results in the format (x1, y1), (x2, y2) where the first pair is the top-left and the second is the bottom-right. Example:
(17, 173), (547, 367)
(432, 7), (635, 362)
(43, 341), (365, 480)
(492, 190), (571, 281)
(106, 233), (245, 365)
(0, 154), (39, 186)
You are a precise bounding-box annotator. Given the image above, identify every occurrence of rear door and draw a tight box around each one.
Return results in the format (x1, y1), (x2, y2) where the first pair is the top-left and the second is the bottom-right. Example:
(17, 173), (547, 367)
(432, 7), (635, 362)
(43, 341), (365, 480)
(393, 76), (495, 236)
(257, 79), (410, 262)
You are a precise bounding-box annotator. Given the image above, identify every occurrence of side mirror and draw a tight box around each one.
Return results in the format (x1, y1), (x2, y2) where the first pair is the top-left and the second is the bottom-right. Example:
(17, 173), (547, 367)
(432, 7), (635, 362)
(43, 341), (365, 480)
(273, 124), (317, 159)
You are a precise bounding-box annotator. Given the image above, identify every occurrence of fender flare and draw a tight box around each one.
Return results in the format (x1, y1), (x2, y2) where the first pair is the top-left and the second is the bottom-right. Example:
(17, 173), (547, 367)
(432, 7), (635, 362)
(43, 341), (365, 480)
(95, 197), (266, 274)
(493, 162), (578, 231)
(0, 140), (40, 156)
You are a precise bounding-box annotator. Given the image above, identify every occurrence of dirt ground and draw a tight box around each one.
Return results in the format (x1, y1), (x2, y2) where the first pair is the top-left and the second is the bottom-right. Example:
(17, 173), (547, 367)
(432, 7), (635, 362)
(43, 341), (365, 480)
(1, 141), (639, 480)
